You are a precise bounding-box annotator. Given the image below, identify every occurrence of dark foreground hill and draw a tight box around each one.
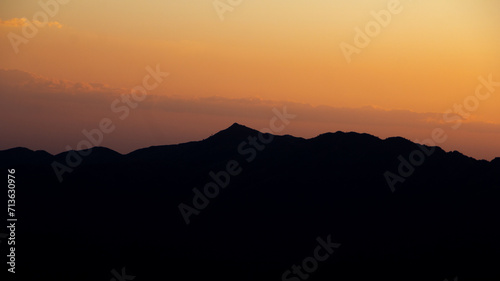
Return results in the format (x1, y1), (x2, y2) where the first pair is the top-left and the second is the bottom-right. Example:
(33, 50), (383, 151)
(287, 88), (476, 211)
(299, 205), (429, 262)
(1, 123), (499, 281)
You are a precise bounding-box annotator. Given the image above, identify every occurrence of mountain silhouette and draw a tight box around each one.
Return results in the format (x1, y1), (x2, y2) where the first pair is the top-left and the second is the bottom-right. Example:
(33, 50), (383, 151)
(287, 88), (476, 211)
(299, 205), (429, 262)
(208, 122), (260, 141)
(1, 124), (499, 281)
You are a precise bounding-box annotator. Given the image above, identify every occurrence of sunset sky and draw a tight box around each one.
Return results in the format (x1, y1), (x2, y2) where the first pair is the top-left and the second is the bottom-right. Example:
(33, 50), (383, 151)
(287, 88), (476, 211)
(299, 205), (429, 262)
(1, 0), (499, 160)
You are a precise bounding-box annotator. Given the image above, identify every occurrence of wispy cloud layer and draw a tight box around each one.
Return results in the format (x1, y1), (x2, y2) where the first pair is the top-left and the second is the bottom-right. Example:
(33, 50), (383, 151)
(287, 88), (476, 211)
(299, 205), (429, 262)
(1, 69), (499, 160)
(0, 17), (62, 28)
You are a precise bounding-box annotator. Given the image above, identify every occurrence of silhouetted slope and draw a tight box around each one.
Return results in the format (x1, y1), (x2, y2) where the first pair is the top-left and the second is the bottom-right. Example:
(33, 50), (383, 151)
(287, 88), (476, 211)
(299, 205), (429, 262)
(54, 146), (123, 164)
(1, 147), (52, 165)
(0, 124), (499, 281)
(492, 157), (500, 166)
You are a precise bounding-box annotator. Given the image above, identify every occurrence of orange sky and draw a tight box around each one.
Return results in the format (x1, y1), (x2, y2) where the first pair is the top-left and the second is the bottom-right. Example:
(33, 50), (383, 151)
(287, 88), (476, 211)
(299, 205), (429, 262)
(1, 0), (499, 160)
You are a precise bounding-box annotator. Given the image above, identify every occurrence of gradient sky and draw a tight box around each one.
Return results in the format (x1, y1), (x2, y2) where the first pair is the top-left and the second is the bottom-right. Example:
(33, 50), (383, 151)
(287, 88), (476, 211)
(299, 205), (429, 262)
(1, 0), (500, 160)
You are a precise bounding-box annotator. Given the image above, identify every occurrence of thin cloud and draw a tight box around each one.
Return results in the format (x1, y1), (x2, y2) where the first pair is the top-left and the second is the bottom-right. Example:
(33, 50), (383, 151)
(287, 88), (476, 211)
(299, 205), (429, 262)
(1, 68), (498, 131)
(0, 69), (121, 95)
(0, 68), (498, 132)
(0, 17), (62, 28)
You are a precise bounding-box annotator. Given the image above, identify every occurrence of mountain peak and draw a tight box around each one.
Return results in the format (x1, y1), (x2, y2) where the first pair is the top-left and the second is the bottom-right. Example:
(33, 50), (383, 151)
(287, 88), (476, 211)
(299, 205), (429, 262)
(228, 122), (246, 129)
(207, 123), (260, 143)
(224, 123), (260, 135)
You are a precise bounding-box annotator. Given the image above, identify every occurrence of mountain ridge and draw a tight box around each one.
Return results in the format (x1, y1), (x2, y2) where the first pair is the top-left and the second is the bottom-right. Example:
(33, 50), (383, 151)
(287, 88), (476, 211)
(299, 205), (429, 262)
(1, 123), (499, 281)
(1, 123), (497, 163)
